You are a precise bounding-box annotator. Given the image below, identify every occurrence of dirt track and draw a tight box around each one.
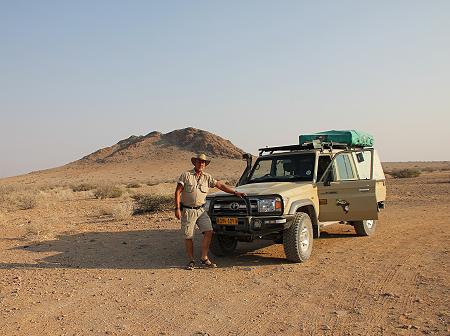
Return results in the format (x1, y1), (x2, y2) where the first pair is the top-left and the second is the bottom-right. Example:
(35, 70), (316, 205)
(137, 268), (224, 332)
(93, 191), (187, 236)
(1, 172), (449, 335)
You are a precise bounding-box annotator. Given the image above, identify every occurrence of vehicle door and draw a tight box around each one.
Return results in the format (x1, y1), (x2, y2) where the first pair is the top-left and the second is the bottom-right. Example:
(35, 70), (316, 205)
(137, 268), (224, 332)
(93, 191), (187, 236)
(316, 149), (378, 221)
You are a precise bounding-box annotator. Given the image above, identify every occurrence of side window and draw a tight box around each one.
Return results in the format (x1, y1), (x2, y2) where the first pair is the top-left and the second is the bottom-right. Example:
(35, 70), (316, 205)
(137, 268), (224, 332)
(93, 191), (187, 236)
(334, 153), (356, 181)
(317, 155), (332, 181)
(352, 150), (372, 179)
(276, 159), (291, 177)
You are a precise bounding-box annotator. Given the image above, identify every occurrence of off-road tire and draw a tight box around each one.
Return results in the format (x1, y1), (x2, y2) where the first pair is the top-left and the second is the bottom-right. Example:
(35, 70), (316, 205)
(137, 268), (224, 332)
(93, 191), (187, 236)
(283, 212), (313, 263)
(209, 234), (238, 256)
(352, 219), (377, 236)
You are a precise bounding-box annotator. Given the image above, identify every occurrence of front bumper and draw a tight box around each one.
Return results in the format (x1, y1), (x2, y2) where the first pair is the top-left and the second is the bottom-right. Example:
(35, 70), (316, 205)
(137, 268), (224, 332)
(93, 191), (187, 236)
(211, 214), (295, 240)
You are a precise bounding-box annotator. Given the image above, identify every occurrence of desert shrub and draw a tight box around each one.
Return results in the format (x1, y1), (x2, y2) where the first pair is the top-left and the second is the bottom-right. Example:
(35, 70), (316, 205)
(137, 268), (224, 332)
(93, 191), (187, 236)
(23, 219), (54, 241)
(94, 185), (123, 199)
(112, 202), (133, 220)
(421, 167), (436, 173)
(14, 192), (38, 210)
(0, 186), (38, 210)
(98, 202), (133, 220)
(71, 183), (96, 192)
(132, 194), (173, 214)
(390, 168), (421, 178)
(126, 182), (141, 189)
(0, 185), (16, 202)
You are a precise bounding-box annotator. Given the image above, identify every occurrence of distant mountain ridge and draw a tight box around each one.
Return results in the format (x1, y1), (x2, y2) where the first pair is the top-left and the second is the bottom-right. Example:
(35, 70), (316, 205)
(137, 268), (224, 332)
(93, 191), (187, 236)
(76, 127), (245, 164)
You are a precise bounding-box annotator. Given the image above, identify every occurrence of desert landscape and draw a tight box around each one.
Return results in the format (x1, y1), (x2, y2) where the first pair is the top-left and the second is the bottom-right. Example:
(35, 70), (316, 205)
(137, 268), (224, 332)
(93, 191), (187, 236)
(0, 128), (449, 336)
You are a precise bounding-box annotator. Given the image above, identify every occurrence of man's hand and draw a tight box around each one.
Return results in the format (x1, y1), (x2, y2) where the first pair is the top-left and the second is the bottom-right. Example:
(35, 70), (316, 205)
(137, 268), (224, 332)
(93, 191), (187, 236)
(235, 191), (246, 198)
(174, 183), (183, 220)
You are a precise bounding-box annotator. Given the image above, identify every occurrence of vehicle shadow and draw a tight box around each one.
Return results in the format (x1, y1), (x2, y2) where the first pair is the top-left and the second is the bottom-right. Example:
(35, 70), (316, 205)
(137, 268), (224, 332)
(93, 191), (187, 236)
(217, 240), (288, 267)
(318, 224), (359, 239)
(1, 229), (288, 270)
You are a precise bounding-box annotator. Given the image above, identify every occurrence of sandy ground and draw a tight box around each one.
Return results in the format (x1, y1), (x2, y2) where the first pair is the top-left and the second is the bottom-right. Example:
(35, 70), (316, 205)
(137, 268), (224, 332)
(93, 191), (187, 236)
(0, 165), (449, 335)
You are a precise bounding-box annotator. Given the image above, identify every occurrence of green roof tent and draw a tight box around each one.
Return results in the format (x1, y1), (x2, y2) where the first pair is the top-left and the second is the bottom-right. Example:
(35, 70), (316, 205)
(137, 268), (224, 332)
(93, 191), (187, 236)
(299, 130), (374, 148)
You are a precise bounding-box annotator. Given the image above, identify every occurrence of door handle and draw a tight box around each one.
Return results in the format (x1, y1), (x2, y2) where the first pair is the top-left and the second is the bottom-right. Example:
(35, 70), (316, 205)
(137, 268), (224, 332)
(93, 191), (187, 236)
(358, 188), (370, 192)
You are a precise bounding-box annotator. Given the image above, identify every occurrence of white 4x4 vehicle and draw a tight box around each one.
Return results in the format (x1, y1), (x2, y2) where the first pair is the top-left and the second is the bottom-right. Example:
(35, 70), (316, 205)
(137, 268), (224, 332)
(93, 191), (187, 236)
(206, 130), (386, 263)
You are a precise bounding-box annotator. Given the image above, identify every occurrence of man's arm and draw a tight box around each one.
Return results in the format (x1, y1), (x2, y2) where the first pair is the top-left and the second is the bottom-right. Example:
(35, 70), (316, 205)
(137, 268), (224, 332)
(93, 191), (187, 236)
(215, 181), (246, 198)
(174, 183), (183, 219)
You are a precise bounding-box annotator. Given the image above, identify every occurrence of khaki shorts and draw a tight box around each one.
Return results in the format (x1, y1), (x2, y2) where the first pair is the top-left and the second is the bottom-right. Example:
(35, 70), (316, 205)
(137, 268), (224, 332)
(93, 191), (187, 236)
(181, 208), (213, 239)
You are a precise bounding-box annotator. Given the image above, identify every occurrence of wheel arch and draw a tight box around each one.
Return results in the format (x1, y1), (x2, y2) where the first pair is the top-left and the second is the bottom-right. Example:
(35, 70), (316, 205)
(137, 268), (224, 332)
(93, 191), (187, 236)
(288, 200), (319, 238)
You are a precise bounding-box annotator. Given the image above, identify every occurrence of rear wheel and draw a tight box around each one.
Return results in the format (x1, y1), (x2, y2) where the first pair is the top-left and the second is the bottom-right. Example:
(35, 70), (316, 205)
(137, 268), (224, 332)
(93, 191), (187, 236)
(352, 219), (377, 236)
(283, 212), (313, 263)
(209, 234), (238, 256)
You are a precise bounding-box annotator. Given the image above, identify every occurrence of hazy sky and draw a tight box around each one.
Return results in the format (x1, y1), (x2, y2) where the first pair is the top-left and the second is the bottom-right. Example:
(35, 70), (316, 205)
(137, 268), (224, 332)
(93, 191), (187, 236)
(1, 1), (449, 178)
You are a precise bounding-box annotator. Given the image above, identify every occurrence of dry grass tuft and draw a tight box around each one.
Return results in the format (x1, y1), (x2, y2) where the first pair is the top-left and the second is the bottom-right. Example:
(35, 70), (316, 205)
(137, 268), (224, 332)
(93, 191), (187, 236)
(132, 194), (173, 214)
(98, 201), (134, 220)
(94, 185), (123, 199)
(389, 168), (421, 178)
(126, 182), (141, 189)
(71, 183), (96, 192)
(14, 192), (38, 209)
(0, 186), (38, 210)
(23, 219), (54, 241)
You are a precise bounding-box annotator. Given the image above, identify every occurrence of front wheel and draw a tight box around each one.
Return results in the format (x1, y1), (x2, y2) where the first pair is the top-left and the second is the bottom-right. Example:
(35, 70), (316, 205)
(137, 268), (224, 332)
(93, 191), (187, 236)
(209, 234), (238, 256)
(283, 212), (313, 263)
(352, 219), (377, 236)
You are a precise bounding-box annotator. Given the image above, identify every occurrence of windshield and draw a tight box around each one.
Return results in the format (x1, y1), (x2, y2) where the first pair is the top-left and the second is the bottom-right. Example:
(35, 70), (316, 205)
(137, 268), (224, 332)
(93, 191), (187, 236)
(247, 153), (315, 183)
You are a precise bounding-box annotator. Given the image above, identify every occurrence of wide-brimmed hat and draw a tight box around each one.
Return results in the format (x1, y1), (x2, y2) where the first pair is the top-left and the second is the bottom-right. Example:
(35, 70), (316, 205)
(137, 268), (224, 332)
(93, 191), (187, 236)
(191, 153), (210, 166)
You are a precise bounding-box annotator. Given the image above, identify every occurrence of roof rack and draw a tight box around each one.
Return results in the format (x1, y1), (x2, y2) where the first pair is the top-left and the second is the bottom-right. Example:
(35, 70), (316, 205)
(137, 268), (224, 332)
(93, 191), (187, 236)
(258, 141), (351, 156)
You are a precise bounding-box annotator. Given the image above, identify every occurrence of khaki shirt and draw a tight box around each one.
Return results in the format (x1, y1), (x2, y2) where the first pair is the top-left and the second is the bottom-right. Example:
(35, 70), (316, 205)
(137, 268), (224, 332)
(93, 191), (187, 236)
(178, 169), (217, 207)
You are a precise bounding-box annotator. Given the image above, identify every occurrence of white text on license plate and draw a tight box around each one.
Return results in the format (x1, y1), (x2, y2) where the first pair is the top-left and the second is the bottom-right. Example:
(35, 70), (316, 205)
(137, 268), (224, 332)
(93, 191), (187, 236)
(216, 217), (238, 225)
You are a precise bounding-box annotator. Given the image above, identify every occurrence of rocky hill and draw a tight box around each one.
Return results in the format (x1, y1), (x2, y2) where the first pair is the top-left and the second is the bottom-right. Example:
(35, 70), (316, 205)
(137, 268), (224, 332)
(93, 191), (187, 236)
(76, 127), (245, 164)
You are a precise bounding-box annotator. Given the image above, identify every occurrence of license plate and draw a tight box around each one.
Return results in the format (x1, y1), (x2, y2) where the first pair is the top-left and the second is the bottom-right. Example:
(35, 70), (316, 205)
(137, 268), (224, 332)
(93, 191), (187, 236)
(216, 217), (238, 225)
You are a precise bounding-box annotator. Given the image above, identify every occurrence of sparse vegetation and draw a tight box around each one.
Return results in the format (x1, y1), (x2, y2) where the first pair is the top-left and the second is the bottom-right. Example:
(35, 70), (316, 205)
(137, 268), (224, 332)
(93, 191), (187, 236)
(390, 168), (421, 178)
(98, 202), (134, 220)
(23, 219), (54, 241)
(0, 186), (38, 211)
(71, 183), (96, 192)
(14, 192), (38, 209)
(94, 185), (123, 199)
(126, 182), (141, 189)
(132, 194), (173, 214)
(146, 178), (178, 187)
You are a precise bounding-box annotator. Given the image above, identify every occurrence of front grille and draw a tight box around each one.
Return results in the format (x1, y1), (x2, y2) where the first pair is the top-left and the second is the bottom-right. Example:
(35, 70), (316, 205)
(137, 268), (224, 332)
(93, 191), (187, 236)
(210, 197), (281, 217)
(212, 198), (252, 216)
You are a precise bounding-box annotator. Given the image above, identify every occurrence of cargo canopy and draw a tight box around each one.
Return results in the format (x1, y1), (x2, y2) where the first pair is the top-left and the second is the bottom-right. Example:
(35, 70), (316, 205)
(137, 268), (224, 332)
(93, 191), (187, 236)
(299, 130), (374, 148)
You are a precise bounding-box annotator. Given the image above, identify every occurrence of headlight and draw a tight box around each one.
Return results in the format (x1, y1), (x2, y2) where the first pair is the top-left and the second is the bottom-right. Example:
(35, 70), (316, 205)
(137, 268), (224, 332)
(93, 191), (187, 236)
(204, 199), (211, 211)
(258, 197), (283, 213)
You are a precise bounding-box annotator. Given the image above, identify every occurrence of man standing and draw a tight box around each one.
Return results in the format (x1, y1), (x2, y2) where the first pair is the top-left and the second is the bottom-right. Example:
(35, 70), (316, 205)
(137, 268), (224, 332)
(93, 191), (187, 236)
(175, 153), (246, 269)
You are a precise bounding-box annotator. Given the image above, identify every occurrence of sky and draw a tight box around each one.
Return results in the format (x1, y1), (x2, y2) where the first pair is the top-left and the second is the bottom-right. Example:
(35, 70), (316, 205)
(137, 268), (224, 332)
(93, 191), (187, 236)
(1, 1), (449, 178)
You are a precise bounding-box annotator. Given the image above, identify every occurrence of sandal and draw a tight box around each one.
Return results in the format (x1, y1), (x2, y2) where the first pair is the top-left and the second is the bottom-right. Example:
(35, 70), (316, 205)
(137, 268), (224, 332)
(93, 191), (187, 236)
(200, 258), (217, 268)
(186, 260), (195, 270)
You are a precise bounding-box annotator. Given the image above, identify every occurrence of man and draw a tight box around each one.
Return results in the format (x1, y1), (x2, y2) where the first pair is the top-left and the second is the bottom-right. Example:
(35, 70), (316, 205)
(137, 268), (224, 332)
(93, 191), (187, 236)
(175, 153), (246, 269)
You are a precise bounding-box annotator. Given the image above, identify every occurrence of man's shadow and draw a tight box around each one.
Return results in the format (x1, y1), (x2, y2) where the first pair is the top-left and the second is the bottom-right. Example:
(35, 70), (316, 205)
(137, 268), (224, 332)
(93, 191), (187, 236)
(1, 229), (286, 270)
(1, 223), (361, 270)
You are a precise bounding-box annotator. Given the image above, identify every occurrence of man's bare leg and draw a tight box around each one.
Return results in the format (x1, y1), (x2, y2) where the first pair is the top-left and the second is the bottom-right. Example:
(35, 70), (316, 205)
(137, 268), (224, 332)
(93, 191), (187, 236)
(201, 230), (213, 260)
(185, 239), (194, 261)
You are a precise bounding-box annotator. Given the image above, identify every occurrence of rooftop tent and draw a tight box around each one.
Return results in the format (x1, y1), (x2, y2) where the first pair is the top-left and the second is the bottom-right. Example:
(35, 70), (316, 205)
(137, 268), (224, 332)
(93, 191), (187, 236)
(299, 130), (374, 148)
